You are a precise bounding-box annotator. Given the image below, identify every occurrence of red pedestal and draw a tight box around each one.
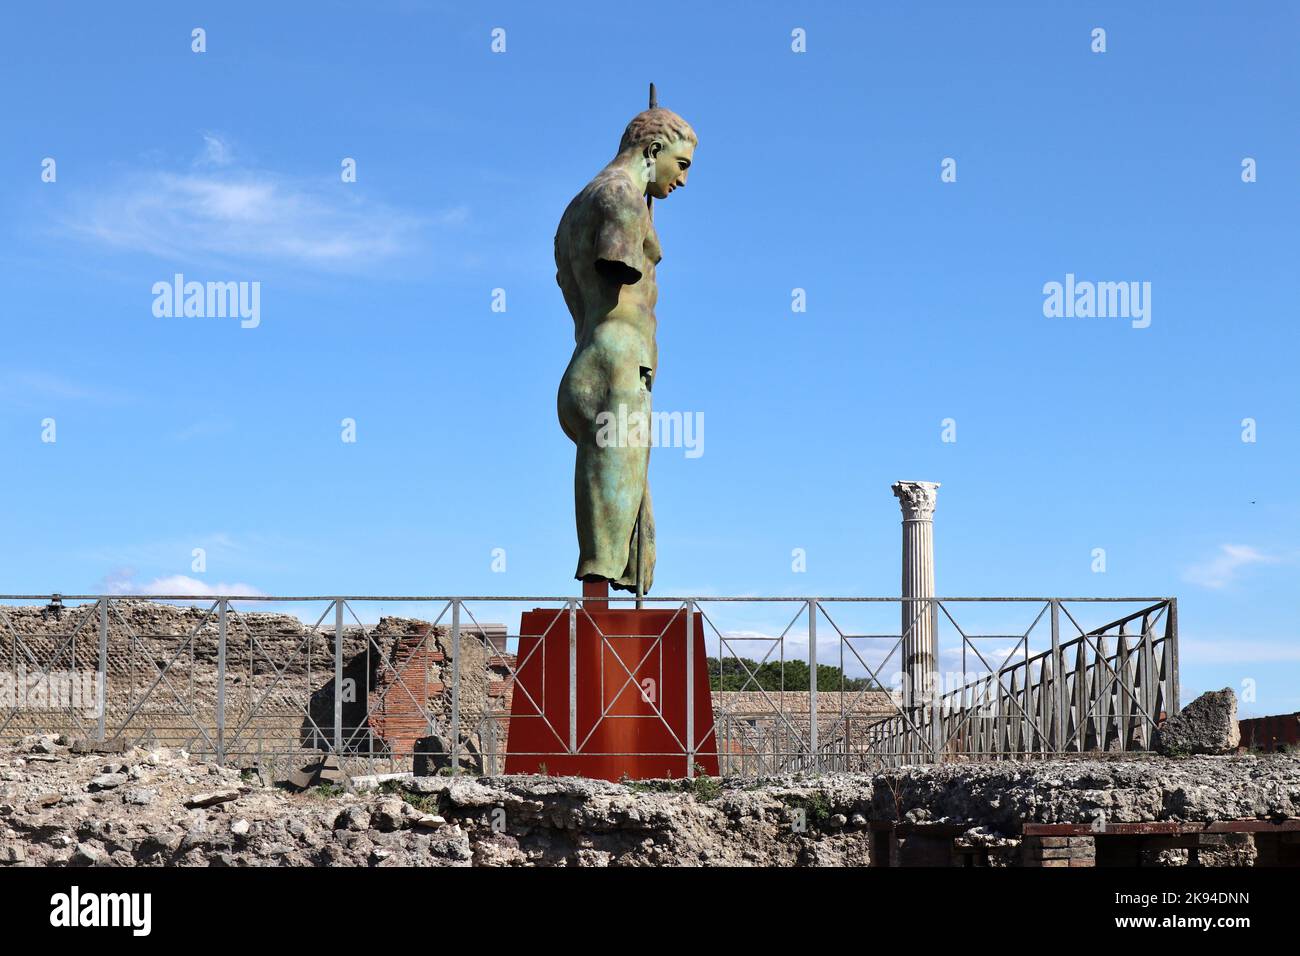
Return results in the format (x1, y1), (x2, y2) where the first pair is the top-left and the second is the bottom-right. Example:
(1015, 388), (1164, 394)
(503, 605), (718, 780)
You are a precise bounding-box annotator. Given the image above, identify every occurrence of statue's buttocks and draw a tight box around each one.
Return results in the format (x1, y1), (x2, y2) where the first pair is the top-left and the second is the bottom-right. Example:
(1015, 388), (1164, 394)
(557, 171), (661, 436)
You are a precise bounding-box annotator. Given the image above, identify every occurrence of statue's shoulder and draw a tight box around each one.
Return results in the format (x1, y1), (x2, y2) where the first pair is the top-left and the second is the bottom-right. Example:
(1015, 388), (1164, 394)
(557, 169), (646, 264)
(576, 169), (647, 221)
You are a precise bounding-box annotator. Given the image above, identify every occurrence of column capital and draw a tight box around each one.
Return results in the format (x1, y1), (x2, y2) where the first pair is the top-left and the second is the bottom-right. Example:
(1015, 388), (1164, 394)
(892, 480), (940, 521)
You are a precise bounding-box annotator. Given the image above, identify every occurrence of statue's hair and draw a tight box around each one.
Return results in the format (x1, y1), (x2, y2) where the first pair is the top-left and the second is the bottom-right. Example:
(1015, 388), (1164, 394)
(618, 108), (697, 154)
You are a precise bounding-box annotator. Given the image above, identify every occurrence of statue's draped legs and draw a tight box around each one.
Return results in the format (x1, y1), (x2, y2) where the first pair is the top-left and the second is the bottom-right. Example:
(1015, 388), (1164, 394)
(568, 372), (656, 594)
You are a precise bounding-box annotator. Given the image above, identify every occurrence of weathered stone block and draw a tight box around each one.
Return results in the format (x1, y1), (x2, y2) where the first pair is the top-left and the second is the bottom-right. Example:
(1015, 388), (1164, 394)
(1156, 688), (1240, 756)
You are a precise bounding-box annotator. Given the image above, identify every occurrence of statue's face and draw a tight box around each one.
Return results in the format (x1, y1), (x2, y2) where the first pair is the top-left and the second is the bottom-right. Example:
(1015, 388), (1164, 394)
(646, 139), (694, 199)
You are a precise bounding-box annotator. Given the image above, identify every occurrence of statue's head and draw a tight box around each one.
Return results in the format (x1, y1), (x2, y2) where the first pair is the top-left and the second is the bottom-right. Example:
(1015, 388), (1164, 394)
(618, 108), (696, 200)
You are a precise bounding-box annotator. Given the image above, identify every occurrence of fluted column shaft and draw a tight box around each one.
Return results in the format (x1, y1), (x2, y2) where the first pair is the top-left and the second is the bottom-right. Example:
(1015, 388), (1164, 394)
(892, 481), (940, 709)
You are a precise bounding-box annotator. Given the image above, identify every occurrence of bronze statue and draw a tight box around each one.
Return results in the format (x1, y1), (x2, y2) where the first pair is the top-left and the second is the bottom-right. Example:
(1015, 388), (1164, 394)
(555, 88), (696, 596)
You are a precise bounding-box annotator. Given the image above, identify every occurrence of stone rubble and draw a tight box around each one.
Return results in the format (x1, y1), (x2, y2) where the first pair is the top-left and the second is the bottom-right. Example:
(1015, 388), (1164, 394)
(1156, 688), (1242, 756)
(0, 733), (1296, 867)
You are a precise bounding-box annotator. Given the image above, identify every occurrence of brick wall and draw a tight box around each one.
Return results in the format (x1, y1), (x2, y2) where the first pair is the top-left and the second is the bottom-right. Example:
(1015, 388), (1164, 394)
(1022, 835), (1096, 867)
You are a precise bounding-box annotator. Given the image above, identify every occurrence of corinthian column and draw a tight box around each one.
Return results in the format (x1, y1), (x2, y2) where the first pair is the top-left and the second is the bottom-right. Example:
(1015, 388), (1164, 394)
(891, 481), (940, 708)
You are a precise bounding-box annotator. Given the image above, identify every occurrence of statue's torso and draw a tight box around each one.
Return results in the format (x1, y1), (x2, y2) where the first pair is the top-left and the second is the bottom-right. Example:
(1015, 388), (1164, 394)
(555, 168), (661, 373)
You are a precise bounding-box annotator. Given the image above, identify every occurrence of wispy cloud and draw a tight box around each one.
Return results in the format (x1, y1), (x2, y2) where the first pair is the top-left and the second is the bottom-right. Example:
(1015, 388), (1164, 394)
(172, 417), (235, 442)
(0, 371), (130, 405)
(102, 569), (264, 597)
(58, 134), (456, 273)
(1183, 544), (1279, 589)
(67, 172), (418, 269)
(937, 643), (1025, 670)
(720, 629), (784, 643)
(1181, 637), (1300, 664)
(82, 532), (291, 578)
(196, 132), (233, 168)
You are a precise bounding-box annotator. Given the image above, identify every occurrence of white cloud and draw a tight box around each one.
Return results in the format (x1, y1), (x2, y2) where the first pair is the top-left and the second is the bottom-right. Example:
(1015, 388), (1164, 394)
(720, 629), (784, 643)
(435, 205), (470, 227)
(102, 570), (263, 597)
(1183, 544), (1279, 589)
(58, 136), (457, 272)
(196, 132), (234, 168)
(67, 171), (423, 269)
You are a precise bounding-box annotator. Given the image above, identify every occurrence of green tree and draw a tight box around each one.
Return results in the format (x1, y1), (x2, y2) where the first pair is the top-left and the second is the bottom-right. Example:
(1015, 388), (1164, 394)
(708, 655), (878, 692)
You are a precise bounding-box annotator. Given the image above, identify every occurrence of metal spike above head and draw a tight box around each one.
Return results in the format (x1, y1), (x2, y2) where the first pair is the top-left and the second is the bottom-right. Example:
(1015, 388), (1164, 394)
(644, 83), (658, 216)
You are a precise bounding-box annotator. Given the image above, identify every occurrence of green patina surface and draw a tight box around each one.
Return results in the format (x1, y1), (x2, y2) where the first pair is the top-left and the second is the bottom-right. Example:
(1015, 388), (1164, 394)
(553, 102), (696, 594)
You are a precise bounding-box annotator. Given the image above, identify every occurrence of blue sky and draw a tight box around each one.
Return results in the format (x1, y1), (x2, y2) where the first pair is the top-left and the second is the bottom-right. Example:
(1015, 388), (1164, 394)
(1, 2), (1297, 715)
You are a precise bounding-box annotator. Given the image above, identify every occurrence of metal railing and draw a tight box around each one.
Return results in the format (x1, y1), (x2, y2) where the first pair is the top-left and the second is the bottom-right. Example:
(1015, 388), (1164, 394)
(0, 594), (1177, 779)
(854, 599), (1178, 766)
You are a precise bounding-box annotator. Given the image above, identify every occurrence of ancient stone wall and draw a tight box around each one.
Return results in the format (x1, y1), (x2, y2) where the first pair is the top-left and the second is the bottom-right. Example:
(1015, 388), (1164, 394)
(2, 736), (1297, 867)
(0, 602), (503, 768)
(2, 602), (898, 776)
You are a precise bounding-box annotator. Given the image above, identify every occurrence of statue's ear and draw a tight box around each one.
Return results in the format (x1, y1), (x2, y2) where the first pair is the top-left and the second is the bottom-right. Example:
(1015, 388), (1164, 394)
(645, 140), (664, 161)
